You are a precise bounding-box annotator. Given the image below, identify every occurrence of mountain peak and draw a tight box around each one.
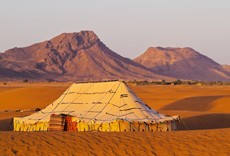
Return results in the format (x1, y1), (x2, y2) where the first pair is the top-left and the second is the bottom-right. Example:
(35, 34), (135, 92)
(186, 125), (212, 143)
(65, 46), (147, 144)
(53, 30), (98, 42)
(48, 30), (100, 51)
(147, 47), (195, 52)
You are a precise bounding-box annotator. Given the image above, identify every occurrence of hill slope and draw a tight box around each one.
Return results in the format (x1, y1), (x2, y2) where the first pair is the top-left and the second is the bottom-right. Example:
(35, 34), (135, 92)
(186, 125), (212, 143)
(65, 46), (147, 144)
(222, 65), (230, 75)
(134, 47), (230, 81)
(0, 31), (167, 81)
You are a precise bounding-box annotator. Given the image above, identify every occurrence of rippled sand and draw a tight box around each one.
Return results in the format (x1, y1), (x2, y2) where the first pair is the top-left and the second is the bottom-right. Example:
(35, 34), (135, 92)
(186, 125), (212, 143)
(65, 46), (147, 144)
(1, 129), (230, 156)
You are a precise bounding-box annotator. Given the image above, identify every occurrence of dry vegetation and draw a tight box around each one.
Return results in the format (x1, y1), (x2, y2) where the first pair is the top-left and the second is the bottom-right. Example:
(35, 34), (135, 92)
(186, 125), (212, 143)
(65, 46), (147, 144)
(0, 83), (230, 156)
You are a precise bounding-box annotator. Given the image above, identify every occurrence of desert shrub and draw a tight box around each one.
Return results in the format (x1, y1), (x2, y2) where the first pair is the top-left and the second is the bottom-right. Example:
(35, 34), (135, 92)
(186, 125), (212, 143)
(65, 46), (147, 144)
(23, 79), (29, 83)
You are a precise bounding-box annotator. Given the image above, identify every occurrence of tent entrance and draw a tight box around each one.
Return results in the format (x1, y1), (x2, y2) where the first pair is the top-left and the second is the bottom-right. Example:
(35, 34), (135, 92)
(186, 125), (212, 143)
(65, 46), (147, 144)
(48, 114), (77, 132)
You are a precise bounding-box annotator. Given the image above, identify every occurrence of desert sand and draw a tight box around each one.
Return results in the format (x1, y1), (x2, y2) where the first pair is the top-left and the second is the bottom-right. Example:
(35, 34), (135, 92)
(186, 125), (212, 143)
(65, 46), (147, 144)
(0, 83), (230, 155)
(1, 129), (230, 156)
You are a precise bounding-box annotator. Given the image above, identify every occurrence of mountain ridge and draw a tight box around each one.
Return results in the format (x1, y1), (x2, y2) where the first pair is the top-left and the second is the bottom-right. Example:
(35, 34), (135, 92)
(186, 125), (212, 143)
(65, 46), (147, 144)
(0, 31), (168, 81)
(1, 31), (229, 81)
(134, 47), (230, 81)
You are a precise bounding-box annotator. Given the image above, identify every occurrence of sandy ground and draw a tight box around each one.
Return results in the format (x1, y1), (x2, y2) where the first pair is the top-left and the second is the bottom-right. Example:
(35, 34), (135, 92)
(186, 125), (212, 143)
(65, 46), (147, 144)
(1, 129), (230, 156)
(0, 83), (230, 155)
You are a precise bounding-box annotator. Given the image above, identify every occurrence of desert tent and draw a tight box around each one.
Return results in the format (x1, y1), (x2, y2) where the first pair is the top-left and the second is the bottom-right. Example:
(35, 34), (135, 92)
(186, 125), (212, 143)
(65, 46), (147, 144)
(14, 81), (179, 132)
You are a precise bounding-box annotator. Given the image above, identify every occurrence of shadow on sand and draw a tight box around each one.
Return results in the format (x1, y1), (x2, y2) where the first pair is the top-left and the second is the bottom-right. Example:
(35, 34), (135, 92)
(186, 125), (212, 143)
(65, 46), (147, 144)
(161, 95), (228, 111)
(181, 113), (230, 130)
(0, 118), (13, 131)
(161, 96), (230, 130)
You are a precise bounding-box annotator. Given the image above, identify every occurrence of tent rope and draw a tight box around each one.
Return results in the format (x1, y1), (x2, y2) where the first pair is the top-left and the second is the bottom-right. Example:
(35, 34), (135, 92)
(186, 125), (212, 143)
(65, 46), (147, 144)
(79, 83), (118, 119)
(89, 82), (122, 120)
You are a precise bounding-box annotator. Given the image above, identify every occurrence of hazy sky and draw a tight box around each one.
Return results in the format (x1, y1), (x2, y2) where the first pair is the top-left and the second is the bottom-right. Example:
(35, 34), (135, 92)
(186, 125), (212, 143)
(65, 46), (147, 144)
(0, 0), (229, 64)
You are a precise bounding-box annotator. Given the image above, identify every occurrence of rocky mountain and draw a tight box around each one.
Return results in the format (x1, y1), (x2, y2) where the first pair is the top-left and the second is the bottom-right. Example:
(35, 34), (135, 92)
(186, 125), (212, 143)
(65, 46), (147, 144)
(0, 31), (168, 81)
(222, 65), (230, 74)
(134, 47), (230, 81)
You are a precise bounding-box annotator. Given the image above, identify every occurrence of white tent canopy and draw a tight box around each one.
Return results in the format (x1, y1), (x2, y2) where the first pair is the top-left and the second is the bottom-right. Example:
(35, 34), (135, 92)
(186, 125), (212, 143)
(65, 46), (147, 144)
(14, 81), (178, 131)
(16, 81), (177, 123)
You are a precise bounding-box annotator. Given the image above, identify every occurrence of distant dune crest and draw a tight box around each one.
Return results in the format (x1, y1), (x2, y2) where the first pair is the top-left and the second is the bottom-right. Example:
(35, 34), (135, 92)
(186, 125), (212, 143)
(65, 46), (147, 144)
(0, 31), (229, 81)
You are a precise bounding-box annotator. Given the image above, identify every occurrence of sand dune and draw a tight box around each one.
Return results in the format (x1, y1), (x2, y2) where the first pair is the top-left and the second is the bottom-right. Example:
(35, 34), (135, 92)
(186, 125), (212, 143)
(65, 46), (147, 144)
(131, 85), (230, 111)
(1, 83), (230, 155)
(0, 130), (230, 156)
(132, 85), (230, 130)
(0, 84), (68, 110)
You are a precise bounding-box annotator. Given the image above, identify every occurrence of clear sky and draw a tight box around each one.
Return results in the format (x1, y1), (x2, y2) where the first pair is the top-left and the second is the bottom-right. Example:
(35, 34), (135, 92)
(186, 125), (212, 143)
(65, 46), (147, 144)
(0, 0), (229, 64)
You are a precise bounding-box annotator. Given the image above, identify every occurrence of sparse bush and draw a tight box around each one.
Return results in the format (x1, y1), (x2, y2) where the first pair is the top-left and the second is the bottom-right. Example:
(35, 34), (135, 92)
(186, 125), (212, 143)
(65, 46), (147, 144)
(23, 79), (29, 83)
(174, 79), (182, 85)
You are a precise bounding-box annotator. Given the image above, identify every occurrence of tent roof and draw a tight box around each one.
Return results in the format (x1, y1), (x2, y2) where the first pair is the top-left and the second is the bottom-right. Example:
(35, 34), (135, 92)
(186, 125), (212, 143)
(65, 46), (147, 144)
(16, 81), (177, 124)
